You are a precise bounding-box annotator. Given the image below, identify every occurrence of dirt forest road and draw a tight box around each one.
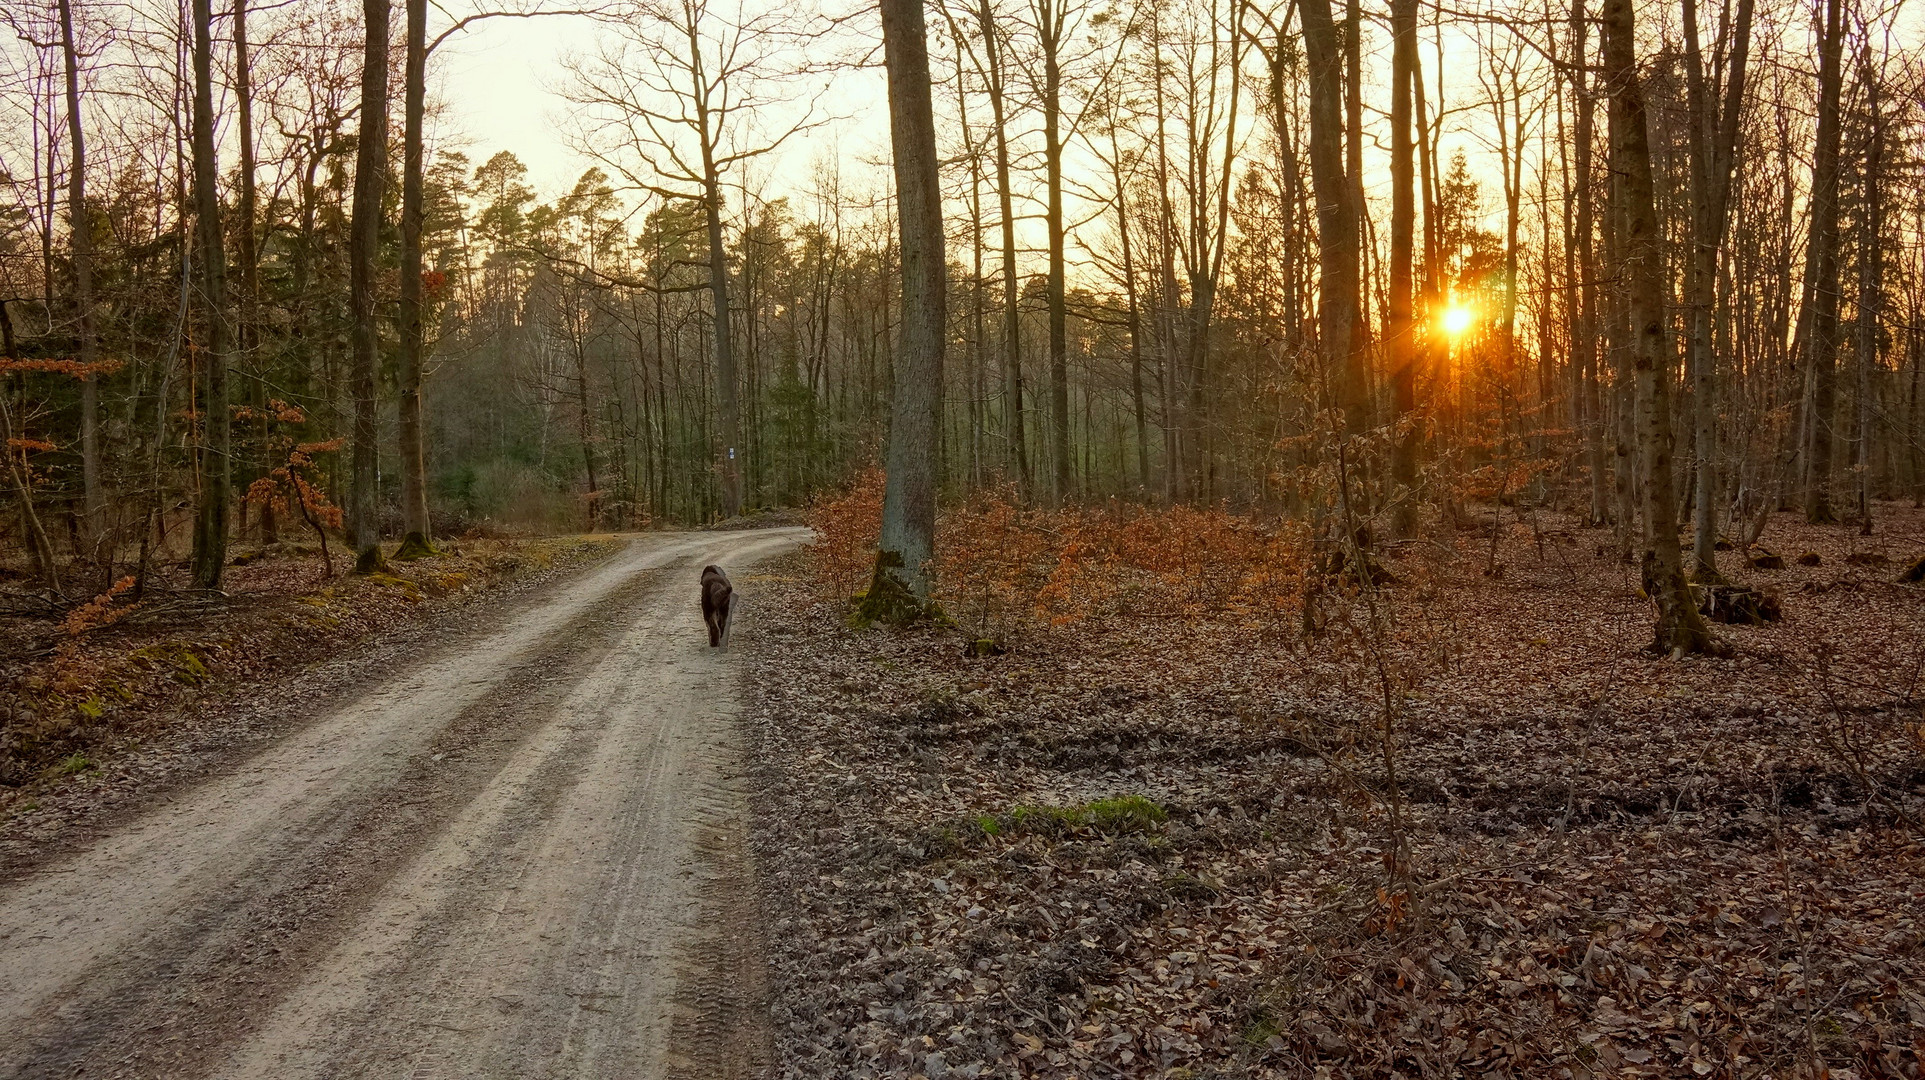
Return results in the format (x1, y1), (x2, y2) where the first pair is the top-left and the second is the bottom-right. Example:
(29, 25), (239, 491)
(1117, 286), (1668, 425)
(0, 528), (809, 1080)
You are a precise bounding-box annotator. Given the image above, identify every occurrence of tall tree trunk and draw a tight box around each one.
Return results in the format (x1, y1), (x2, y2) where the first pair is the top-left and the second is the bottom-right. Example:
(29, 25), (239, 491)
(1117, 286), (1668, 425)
(395, 0), (433, 556)
(1603, 0), (1715, 655)
(702, 172), (742, 519)
(1038, 0), (1070, 504)
(1387, 0), (1419, 536)
(1413, 23), (1442, 459)
(349, 0), (390, 571)
(871, 0), (945, 607)
(58, 0), (104, 554)
(1300, 0), (1364, 433)
(1853, 48), (1882, 536)
(1569, 0), (1607, 525)
(576, 338), (601, 528)
(978, 0), (1028, 493)
(1181, 18), (1241, 505)
(1798, 0), (1844, 523)
(234, 0), (272, 544)
(1152, 44), (1184, 502)
(1108, 125), (1150, 493)
(954, 42), (987, 490)
(189, 0), (232, 588)
(1682, 0), (1752, 578)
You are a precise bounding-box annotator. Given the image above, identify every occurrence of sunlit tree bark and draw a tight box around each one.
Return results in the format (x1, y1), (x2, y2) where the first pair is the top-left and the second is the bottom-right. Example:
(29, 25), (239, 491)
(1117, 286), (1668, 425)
(1602, 0), (1715, 655)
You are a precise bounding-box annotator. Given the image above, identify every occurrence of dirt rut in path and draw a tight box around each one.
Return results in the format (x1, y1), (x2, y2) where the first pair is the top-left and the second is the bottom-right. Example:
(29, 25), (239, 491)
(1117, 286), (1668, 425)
(0, 529), (806, 1080)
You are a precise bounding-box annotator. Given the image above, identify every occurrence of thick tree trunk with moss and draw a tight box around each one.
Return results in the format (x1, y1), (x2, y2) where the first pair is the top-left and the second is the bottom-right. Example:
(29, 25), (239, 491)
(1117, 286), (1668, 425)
(349, 0), (390, 573)
(868, 0), (944, 616)
(1603, 0), (1717, 656)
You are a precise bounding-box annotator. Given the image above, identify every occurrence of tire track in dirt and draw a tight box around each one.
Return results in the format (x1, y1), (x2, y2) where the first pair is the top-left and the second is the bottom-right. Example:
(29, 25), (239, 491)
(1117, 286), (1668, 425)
(0, 528), (804, 1079)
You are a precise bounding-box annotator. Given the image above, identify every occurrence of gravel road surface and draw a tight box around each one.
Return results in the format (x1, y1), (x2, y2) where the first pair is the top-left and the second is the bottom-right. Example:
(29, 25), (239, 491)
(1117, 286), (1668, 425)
(0, 529), (807, 1079)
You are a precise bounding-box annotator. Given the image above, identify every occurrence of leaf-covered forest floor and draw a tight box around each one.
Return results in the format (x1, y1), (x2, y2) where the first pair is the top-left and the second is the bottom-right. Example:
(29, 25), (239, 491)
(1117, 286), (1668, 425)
(744, 503), (1925, 1080)
(0, 535), (622, 826)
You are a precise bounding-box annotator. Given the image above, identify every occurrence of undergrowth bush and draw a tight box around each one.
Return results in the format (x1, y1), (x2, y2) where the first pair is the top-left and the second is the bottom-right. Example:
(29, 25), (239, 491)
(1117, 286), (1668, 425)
(805, 476), (1310, 639)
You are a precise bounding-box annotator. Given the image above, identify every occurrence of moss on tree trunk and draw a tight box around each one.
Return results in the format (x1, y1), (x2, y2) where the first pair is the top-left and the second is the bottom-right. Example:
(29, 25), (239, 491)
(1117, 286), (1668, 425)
(393, 531), (438, 561)
(354, 543), (387, 576)
(853, 550), (943, 626)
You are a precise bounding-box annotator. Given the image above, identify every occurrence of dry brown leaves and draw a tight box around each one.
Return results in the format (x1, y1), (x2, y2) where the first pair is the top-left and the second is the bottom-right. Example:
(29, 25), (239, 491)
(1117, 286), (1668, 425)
(0, 535), (621, 797)
(742, 503), (1925, 1080)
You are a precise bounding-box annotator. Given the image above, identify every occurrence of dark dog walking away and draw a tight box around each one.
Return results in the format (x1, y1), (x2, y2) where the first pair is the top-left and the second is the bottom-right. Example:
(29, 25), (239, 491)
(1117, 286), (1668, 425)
(700, 565), (734, 647)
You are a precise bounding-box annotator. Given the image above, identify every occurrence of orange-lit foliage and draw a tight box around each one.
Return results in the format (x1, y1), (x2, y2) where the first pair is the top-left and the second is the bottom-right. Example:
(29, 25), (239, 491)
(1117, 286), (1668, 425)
(238, 401), (346, 573)
(60, 575), (140, 636)
(942, 500), (1309, 631)
(806, 467), (887, 599)
(0, 357), (124, 379)
(806, 476), (1309, 636)
(1, 358), (121, 485)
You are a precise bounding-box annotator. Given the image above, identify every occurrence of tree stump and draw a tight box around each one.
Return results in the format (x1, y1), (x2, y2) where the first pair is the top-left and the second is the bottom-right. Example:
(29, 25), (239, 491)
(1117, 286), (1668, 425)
(1696, 583), (1781, 625)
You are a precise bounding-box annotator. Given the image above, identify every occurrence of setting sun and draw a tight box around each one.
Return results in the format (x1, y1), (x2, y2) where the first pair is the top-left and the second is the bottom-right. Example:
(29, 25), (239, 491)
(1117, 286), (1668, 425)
(1442, 303), (1477, 337)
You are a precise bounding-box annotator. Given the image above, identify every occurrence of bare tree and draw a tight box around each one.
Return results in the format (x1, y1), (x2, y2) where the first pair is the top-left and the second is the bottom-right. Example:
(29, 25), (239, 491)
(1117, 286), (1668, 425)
(56, 0), (102, 552)
(570, 0), (822, 518)
(349, 0), (390, 571)
(1797, 0), (1845, 524)
(949, 0), (1032, 491)
(396, 0), (433, 557)
(1386, 0), (1418, 535)
(1680, 0), (1752, 578)
(1602, 0), (1714, 655)
(234, 0), (271, 544)
(189, 0), (233, 587)
(1851, 39), (1883, 537)
(1032, 0), (1072, 503)
(1299, 0), (1363, 433)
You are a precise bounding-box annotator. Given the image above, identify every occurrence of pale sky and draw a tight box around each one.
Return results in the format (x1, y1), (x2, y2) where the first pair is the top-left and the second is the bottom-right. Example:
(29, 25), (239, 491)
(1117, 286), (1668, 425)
(425, 2), (1498, 252)
(434, 13), (620, 195)
(432, 7), (892, 202)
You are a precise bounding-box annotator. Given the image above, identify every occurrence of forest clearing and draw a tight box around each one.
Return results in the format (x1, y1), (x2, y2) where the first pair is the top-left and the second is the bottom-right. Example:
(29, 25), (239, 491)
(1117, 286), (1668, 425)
(5, 0), (1925, 1063)
(746, 494), (1925, 1079)
(1, 504), (1918, 1078)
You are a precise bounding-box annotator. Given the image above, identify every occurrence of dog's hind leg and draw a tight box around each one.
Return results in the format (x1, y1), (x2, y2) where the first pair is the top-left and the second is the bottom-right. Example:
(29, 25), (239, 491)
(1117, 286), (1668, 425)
(720, 591), (739, 648)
